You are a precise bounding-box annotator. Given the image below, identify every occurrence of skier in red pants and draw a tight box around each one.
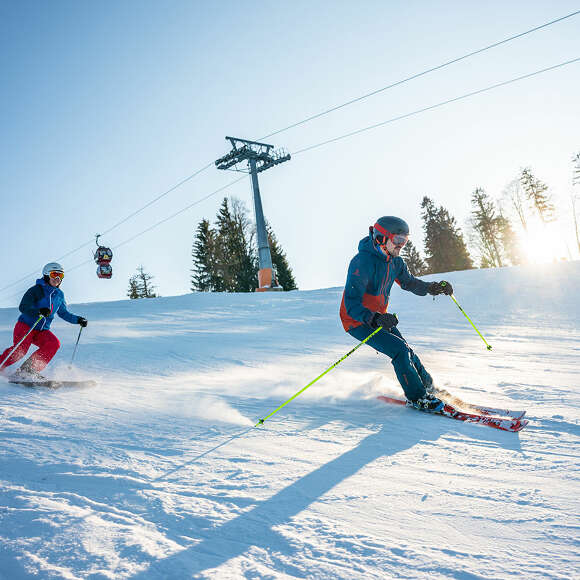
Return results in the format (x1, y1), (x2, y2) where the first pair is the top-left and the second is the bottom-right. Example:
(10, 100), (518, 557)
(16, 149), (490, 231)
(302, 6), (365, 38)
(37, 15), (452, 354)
(0, 262), (87, 380)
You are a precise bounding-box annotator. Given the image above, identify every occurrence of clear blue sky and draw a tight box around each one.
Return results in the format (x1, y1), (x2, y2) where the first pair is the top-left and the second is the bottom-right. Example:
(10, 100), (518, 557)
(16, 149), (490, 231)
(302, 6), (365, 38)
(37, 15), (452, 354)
(1, 1), (579, 308)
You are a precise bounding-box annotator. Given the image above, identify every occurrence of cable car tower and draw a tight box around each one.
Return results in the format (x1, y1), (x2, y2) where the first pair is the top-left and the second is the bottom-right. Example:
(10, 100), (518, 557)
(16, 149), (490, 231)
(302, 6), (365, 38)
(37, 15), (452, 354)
(215, 136), (290, 291)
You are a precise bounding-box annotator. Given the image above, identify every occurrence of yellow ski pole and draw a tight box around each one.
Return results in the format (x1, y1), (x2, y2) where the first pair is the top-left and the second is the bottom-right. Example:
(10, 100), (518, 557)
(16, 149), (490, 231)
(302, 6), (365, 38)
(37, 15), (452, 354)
(441, 283), (492, 351)
(256, 325), (384, 427)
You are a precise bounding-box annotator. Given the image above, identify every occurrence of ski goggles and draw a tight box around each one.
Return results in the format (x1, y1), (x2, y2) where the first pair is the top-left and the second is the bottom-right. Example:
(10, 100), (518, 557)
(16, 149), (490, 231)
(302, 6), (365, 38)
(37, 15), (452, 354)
(48, 270), (64, 280)
(373, 224), (409, 247)
(386, 233), (409, 246)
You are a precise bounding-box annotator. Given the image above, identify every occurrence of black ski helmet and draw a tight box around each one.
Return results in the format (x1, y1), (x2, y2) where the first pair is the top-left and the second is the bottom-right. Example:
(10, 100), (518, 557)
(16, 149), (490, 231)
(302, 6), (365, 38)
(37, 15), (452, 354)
(371, 216), (409, 244)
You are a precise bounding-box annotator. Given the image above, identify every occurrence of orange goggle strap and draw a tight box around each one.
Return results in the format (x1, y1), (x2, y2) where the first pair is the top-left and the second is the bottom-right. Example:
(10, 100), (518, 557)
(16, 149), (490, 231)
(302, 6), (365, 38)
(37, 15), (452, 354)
(373, 222), (408, 245)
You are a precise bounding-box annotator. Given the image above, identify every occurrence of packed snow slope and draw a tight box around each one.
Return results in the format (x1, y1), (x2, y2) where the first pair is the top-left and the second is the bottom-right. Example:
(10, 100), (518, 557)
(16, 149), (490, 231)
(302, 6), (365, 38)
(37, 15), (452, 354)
(1, 261), (579, 579)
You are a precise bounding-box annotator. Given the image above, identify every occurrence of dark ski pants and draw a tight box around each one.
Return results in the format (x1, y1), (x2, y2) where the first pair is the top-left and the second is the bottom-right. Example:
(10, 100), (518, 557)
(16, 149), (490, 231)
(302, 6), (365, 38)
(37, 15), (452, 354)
(348, 324), (432, 402)
(0, 321), (60, 373)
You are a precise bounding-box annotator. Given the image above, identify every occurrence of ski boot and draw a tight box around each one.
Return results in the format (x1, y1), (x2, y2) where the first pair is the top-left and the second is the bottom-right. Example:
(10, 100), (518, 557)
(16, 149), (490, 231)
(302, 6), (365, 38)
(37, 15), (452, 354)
(407, 393), (444, 413)
(424, 381), (435, 394)
(12, 362), (46, 382)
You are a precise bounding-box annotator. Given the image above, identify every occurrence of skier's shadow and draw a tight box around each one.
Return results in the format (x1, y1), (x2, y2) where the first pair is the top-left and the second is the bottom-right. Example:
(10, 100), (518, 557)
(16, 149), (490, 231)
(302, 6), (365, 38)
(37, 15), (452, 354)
(131, 415), (522, 578)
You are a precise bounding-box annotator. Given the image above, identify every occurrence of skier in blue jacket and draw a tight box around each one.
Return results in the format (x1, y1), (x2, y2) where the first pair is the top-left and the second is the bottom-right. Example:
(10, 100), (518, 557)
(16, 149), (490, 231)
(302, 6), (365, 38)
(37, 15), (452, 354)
(340, 216), (453, 411)
(0, 262), (87, 380)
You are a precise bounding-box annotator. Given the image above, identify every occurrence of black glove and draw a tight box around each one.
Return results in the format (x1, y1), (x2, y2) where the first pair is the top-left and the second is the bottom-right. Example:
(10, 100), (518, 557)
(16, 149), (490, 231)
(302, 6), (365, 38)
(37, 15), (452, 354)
(428, 281), (453, 296)
(77, 317), (88, 328)
(39, 308), (51, 317)
(370, 312), (398, 330)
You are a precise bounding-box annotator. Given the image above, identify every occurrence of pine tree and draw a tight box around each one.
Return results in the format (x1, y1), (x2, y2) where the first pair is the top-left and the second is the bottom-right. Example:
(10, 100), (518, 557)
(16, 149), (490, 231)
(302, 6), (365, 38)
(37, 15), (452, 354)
(469, 188), (524, 267)
(214, 198), (237, 291)
(469, 188), (505, 268)
(213, 197), (258, 292)
(520, 168), (555, 223)
(401, 239), (427, 276)
(191, 219), (216, 292)
(421, 196), (473, 274)
(191, 197), (297, 293)
(128, 266), (157, 299)
(267, 225), (298, 290)
(230, 198), (258, 292)
(127, 276), (140, 299)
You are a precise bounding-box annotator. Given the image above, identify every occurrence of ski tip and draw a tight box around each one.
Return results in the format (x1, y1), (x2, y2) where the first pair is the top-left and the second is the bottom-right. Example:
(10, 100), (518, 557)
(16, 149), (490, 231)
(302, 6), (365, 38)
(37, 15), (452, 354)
(512, 419), (529, 432)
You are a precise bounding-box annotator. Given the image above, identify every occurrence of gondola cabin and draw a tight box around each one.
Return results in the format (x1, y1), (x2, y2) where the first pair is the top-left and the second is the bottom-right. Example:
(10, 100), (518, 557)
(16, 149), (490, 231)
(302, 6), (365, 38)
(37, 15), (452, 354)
(96, 264), (113, 279)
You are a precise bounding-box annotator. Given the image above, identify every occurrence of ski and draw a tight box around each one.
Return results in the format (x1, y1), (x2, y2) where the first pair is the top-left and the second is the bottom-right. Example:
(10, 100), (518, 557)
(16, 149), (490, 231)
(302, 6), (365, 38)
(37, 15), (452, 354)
(430, 388), (526, 419)
(439, 403), (528, 433)
(474, 405), (526, 420)
(377, 396), (528, 433)
(9, 379), (97, 389)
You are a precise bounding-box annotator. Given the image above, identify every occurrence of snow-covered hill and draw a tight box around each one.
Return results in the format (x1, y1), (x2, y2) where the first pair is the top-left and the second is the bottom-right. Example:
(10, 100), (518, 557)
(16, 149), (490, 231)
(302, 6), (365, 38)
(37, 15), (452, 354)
(1, 261), (579, 579)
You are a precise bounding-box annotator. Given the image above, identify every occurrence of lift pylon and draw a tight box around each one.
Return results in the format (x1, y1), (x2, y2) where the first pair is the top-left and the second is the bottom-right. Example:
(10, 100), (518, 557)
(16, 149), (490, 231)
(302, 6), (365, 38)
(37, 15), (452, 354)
(215, 136), (290, 291)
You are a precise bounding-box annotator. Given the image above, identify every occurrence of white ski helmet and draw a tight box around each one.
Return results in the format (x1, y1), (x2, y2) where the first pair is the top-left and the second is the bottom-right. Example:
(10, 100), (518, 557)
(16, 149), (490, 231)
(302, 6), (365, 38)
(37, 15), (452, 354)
(42, 262), (64, 277)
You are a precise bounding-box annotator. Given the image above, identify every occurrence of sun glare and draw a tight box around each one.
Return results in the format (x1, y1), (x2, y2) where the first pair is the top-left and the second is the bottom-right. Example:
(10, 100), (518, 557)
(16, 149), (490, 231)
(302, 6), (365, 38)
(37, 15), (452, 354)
(519, 222), (569, 264)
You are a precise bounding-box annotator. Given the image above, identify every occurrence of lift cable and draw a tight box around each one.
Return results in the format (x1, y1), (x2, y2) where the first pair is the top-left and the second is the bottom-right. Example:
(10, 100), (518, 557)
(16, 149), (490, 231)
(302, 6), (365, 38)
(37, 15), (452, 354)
(292, 57), (580, 156)
(260, 9), (580, 141)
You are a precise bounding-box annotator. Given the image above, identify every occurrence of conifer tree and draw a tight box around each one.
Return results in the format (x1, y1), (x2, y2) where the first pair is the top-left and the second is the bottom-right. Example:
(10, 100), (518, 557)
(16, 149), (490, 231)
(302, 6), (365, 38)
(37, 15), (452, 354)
(267, 225), (298, 290)
(191, 219), (216, 292)
(468, 188), (523, 268)
(213, 197), (258, 292)
(191, 197), (297, 293)
(215, 198), (236, 291)
(127, 277), (139, 299)
(401, 239), (427, 276)
(520, 168), (555, 223)
(469, 188), (505, 268)
(421, 196), (473, 274)
(214, 197), (237, 292)
(128, 266), (157, 299)
(230, 198), (258, 292)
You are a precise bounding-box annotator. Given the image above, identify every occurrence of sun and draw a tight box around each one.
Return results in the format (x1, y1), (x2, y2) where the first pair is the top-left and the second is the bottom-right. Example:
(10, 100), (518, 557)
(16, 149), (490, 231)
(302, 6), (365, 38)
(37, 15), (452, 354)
(519, 221), (569, 264)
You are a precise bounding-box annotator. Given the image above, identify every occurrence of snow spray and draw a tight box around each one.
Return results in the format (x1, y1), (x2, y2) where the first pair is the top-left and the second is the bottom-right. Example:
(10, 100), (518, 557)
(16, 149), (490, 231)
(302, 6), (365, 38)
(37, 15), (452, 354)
(255, 325), (384, 427)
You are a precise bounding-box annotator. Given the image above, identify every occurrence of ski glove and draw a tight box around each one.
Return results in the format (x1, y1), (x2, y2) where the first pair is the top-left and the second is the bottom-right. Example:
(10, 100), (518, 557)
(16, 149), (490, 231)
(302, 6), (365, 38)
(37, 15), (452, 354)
(39, 308), (51, 317)
(77, 317), (88, 327)
(428, 281), (453, 296)
(370, 312), (398, 330)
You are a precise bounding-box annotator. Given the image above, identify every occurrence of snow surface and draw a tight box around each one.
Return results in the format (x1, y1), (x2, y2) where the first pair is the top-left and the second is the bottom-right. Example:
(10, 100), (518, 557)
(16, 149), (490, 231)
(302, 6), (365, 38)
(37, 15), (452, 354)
(1, 261), (579, 579)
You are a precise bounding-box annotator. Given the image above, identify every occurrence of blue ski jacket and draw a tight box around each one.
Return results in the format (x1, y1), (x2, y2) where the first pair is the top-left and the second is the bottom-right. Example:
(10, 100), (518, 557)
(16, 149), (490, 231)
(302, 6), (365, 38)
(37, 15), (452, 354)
(18, 278), (80, 331)
(340, 236), (431, 331)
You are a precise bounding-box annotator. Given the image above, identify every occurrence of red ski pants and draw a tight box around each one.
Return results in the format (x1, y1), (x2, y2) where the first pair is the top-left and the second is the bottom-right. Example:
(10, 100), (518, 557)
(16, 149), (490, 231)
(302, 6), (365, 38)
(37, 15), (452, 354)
(0, 321), (60, 372)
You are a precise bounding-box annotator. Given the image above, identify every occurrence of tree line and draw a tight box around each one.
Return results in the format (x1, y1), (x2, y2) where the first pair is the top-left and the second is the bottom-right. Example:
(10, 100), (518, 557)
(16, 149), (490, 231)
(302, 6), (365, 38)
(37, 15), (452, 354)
(127, 197), (297, 298)
(191, 197), (297, 292)
(403, 158), (580, 275)
(129, 154), (580, 296)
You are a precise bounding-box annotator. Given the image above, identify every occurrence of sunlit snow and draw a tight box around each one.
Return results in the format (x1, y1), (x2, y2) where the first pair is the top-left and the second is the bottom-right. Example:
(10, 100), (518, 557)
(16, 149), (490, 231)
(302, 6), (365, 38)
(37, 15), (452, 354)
(1, 261), (579, 579)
